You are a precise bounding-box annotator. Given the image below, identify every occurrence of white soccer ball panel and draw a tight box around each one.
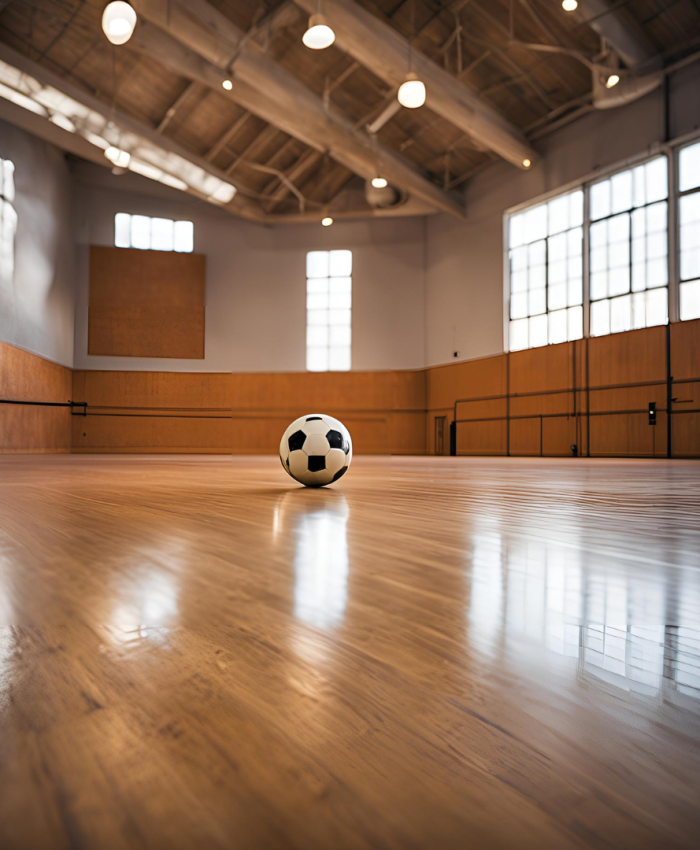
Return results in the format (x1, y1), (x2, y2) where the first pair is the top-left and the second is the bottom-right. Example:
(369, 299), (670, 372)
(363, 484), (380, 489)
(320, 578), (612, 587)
(301, 416), (329, 435)
(326, 448), (346, 476)
(305, 468), (335, 487)
(304, 433), (330, 456)
(288, 450), (309, 479)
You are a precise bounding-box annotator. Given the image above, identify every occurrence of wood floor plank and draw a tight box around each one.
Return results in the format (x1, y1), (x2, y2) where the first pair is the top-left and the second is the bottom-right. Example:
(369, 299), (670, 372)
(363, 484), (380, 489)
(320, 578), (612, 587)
(0, 455), (699, 848)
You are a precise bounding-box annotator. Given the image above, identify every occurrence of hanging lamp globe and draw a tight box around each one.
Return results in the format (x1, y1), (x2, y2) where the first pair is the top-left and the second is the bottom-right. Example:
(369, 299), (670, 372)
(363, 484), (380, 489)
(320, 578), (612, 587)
(102, 2), (137, 46)
(397, 72), (426, 109)
(302, 14), (336, 49)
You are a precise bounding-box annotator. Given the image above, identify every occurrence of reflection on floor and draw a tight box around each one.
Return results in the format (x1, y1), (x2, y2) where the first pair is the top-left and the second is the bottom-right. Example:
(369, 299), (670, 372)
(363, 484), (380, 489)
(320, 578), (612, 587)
(0, 454), (699, 849)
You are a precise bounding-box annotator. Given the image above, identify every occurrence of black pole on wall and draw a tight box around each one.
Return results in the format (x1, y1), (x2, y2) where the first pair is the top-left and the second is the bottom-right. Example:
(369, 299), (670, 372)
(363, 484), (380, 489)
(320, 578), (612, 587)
(449, 420), (456, 456)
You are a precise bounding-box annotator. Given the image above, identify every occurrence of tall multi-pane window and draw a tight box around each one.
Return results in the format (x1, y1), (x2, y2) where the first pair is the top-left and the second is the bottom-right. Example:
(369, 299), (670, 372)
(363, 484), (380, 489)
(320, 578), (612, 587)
(589, 156), (668, 336)
(679, 141), (700, 321)
(306, 250), (352, 372)
(508, 189), (584, 351)
(114, 213), (194, 252)
(0, 157), (17, 284)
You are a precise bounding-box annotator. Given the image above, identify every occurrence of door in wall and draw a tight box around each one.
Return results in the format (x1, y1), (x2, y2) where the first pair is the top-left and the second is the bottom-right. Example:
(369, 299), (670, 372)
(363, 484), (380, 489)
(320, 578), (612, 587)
(435, 416), (446, 455)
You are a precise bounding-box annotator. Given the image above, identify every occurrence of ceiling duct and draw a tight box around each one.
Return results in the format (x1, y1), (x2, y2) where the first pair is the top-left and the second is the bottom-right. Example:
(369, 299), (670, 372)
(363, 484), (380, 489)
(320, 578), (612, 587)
(592, 70), (663, 110)
(575, 0), (664, 110)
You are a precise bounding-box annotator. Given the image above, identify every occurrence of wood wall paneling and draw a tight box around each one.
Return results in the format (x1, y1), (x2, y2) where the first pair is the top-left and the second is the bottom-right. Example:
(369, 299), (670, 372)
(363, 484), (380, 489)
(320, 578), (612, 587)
(587, 327), (668, 457)
(425, 354), (506, 456)
(587, 325), (667, 388)
(670, 319), (700, 457)
(72, 370), (426, 455)
(88, 246), (206, 359)
(0, 342), (72, 453)
(6, 321), (697, 458)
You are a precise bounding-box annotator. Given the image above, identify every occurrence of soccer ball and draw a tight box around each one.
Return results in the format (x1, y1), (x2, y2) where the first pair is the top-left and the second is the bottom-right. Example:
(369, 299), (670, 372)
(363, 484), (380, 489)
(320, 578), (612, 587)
(280, 414), (352, 487)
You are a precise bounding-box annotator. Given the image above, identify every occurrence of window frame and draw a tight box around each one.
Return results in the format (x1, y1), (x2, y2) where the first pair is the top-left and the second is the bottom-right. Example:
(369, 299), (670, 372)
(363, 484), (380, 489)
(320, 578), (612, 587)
(587, 153), (670, 338)
(506, 188), (585, 352)
(113, 213), (194, 253)
(504, 132), (700, 351)
(677, 139), (700, 322)
(0, 157), (17, 285)
(305, 248), (353, 373)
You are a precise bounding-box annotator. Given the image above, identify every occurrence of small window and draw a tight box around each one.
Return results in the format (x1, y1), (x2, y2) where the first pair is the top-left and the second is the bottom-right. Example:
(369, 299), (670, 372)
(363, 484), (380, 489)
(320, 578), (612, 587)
(306, 250), (352, 372)
(114, 213), (193, 252)
(508, 189), (584, 351)
(589, 156), (668, 336)
(679, 141), (700, 321)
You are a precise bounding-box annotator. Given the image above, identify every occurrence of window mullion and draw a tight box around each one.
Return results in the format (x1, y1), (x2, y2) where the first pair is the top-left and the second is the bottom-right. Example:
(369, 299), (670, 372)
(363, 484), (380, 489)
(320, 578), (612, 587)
(668, 151), (680, 323)
(583, 184), (591, 339)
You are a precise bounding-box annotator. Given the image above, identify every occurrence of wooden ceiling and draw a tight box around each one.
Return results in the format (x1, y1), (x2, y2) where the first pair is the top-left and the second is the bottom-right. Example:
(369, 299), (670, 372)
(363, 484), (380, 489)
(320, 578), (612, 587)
(1, 0), (699, 217)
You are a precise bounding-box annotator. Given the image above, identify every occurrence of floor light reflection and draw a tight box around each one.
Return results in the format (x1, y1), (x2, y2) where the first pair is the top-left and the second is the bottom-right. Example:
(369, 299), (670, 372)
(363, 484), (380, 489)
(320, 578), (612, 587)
(292, 495), (349, 630)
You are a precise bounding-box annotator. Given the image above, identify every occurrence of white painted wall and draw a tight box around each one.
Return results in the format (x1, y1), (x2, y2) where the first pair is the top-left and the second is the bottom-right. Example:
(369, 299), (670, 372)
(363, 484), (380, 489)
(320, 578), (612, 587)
(0, 119), (75, 366)
(425, 62), (700, 367)
(72, 164), (426, 372)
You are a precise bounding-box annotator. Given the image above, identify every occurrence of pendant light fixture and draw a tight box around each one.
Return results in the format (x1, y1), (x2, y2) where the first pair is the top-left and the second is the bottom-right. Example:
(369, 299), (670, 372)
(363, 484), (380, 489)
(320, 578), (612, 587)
(303, 1), (335, 50)
(561, 0), (578, 10)
(398, 1), (426, 109)
(371, 176), (388, 189)
(398, 73), (426, 109)
(102, 2), (137, 46)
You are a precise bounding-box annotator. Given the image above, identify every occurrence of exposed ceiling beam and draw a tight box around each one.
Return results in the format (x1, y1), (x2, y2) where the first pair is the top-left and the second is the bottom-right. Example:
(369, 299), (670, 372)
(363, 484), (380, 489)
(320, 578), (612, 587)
(157, 80), (199, 133)
(576, 0), (659, 70)
(265, 148), (322, 210)
(226, 124), (280, 175)
(129, 0), (464, 217)
(293, 0), (536, 169)
(0, 42), (265, 222)
(205, 110), (253, 161)
(262, 136), (301, 173)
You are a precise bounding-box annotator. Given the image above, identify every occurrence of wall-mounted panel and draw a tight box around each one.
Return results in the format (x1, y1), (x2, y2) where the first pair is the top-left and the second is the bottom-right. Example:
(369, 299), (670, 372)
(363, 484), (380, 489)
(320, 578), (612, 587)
(88, 246), (206, 359)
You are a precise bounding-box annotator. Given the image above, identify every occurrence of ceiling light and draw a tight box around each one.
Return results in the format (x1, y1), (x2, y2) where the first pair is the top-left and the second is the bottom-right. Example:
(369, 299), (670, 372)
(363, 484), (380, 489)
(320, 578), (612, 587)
(210, 183), (237, 204)
(222, 79), (233, 91)
(302, 14), (335, 50)
(561, 0), (578, 11)
(398, 73), (426, 109)
(605, 73), (620, 88)
(105, 146), (131, 168)
(522, 158), (531, 168)
(371, 176), (388, 189)
(49, 113), (76, 133)
(102, 2), (137, 46)
(321, 216), (333, 226)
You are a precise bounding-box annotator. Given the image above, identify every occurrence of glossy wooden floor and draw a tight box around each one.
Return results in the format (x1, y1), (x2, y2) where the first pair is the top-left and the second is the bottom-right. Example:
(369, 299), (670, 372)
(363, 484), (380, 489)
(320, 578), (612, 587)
(1, 455), (699, 849)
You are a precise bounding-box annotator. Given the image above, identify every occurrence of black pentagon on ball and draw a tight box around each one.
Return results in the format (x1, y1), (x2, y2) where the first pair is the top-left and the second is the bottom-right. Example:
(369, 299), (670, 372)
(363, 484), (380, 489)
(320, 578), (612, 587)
(288, 430), (306, 452)
(332, 466), (348, 482)
(308, 455), (326, 472)
(326, 429), (349, 454)
(306, 416), (323, 421)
